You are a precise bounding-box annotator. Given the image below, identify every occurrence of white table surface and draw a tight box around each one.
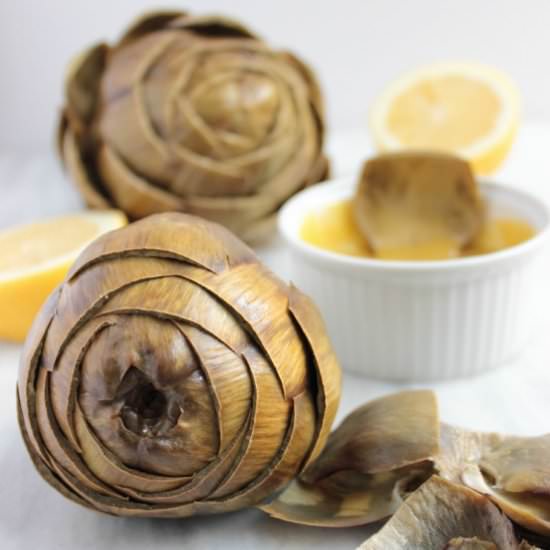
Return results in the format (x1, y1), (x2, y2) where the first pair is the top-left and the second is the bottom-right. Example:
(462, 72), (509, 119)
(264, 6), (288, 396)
(2, 126), (550, 549)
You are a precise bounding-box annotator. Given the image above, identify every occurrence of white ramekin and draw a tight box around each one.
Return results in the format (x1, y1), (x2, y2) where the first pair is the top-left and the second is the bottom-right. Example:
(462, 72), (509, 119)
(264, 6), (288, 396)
(278, 178), (550, 381)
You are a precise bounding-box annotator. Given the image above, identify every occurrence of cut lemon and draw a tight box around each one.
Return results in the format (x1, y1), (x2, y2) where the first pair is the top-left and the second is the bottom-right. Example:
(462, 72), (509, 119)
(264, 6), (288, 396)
(0, 210), (127, 342)
(370, 62), (521, 174)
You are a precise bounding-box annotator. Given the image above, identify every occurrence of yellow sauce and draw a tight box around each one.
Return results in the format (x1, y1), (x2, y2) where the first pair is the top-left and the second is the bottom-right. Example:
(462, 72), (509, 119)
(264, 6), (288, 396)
(300, 199), (535, 261)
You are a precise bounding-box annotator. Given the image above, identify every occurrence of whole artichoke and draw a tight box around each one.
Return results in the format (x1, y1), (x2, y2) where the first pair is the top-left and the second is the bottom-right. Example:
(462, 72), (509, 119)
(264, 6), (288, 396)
(58, 11), (328, 243)
(17, 213), (341, 516)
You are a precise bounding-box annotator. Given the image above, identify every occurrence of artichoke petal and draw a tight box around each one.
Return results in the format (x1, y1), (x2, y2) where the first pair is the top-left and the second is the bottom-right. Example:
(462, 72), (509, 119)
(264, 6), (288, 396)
(302, 390), (439, 483)
(287, 286), (341, 468)
(64, 43), (107, 133)
(118, 10), (188, 45)
(61, 131), (110, 208)
(261, 390), (437, 527)
(353, 152), (485, 254)
(167, 14), (258, 40)
(435, 425), (550, 537)
(97, 145), (184, 219)
(358, 476), (529, 550)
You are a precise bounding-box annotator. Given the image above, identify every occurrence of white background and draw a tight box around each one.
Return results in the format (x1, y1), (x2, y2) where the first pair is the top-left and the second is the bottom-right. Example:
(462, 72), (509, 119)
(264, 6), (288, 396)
(3, 3), (550, 549)
(2, 0), (550, 151)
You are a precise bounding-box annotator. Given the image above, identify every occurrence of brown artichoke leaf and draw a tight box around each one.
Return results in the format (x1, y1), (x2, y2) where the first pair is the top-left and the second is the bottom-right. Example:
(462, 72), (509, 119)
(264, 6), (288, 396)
(64, 43), (108, 132)
(302, 389), (439, 483)
(479, 435), (550, 495)
(261, 390), (437, 526)
(435, 425), (550, 538)
(287, 285), (341, 468)
(167, 13), (258, 40)
(259, 469), (419, 528)
(118, 10), (188, 46)
(353, 152), (485, 257)
(358, 476), (530, 550)
(445, 537), (498, 549)
(204, 388), (316, 512)
(434, 423), (493, 483)
(66, 212), (256, 280)
(97, 145), (185, 219)
(278, 51), (325, 136)
(61, 131), (110, 209)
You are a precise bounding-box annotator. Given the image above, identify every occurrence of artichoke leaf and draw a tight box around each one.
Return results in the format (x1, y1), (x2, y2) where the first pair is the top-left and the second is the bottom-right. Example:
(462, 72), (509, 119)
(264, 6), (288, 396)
(357, 476), (533, 550)
(435, 425), (550, 537)
(302, 390), (439, 483)
(64, 43), (108, 131)
(62, 131), (111, 209)
(261, 390), (437, 527)
(353, 152), (485, 255)
(97, 145), (184, 219)
(118, 10), (188, 46)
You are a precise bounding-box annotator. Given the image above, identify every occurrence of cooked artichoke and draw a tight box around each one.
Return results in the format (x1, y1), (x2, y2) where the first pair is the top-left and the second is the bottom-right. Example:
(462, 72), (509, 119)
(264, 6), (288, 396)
(17, 213), (341, 516)
(58, 10), (328, 243)
(358, 476), (537, 550)
(353, 152), (485, 257)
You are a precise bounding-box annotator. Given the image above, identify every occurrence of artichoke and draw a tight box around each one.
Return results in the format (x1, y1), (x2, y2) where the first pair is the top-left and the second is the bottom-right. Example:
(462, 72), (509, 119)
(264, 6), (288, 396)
(17, 213), (341, 516)
(58, 10), (328, 243)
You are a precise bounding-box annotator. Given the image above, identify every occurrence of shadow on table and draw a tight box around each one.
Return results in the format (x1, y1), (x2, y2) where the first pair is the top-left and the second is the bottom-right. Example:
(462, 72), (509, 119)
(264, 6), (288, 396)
(0, 432), (373, 549)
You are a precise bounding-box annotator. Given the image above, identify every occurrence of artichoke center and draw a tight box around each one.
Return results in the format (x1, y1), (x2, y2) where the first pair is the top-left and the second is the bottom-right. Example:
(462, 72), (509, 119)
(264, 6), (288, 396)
(118, 367), (180, 437)
(192, 73), (279, 141)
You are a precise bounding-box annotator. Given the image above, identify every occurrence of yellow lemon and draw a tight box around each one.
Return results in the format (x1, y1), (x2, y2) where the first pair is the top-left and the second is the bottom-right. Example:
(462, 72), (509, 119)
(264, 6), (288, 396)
(0, 210), (127, 342)
(370, 62), (521, 174)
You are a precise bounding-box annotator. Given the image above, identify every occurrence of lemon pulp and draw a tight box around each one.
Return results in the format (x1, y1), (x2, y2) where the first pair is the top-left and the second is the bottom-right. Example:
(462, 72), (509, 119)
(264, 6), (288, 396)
(387, 76), (501, 150)
(0, 210), (127, 342)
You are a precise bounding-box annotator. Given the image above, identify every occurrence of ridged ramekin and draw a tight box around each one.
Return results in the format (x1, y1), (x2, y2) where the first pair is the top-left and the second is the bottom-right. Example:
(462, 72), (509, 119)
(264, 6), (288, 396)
(278, 177), (550, 381)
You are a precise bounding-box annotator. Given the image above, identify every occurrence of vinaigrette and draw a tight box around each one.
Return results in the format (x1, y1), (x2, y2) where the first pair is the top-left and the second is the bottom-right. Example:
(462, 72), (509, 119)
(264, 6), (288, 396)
(301, 199), (535, 261)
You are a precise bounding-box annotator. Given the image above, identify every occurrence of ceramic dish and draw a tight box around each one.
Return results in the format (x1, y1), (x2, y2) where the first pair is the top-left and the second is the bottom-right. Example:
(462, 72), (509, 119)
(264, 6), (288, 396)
(278, 177), (550, 381)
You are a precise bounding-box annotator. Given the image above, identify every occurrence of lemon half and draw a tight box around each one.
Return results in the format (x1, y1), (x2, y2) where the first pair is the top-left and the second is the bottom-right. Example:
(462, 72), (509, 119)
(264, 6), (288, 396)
(0, 210), (127, 342)
(370, 62), (521, 174)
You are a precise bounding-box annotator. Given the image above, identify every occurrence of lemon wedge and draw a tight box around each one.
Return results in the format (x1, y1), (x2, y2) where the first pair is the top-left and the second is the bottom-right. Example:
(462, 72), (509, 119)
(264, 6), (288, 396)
(0, 210), (127, 342)
(370, 62), (521, 174)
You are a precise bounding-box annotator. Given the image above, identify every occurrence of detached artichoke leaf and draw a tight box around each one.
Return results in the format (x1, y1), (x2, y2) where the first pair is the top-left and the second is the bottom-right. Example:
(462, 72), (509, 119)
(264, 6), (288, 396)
(260, 466), (431, 528)
(357, 476), (535, 550)
(18, 213), (341, 517)
(353, 152), (485, 255)
(261, 390), (437, 527)
(302, 389), (439, 483)
(435, 425), (550, 538)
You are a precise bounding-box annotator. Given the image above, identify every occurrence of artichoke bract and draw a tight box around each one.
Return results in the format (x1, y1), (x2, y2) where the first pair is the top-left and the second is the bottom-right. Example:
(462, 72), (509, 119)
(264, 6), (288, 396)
(359, 477), (535, 549)
(17, 213), (341, 516)
(58, 11), (328, 243)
